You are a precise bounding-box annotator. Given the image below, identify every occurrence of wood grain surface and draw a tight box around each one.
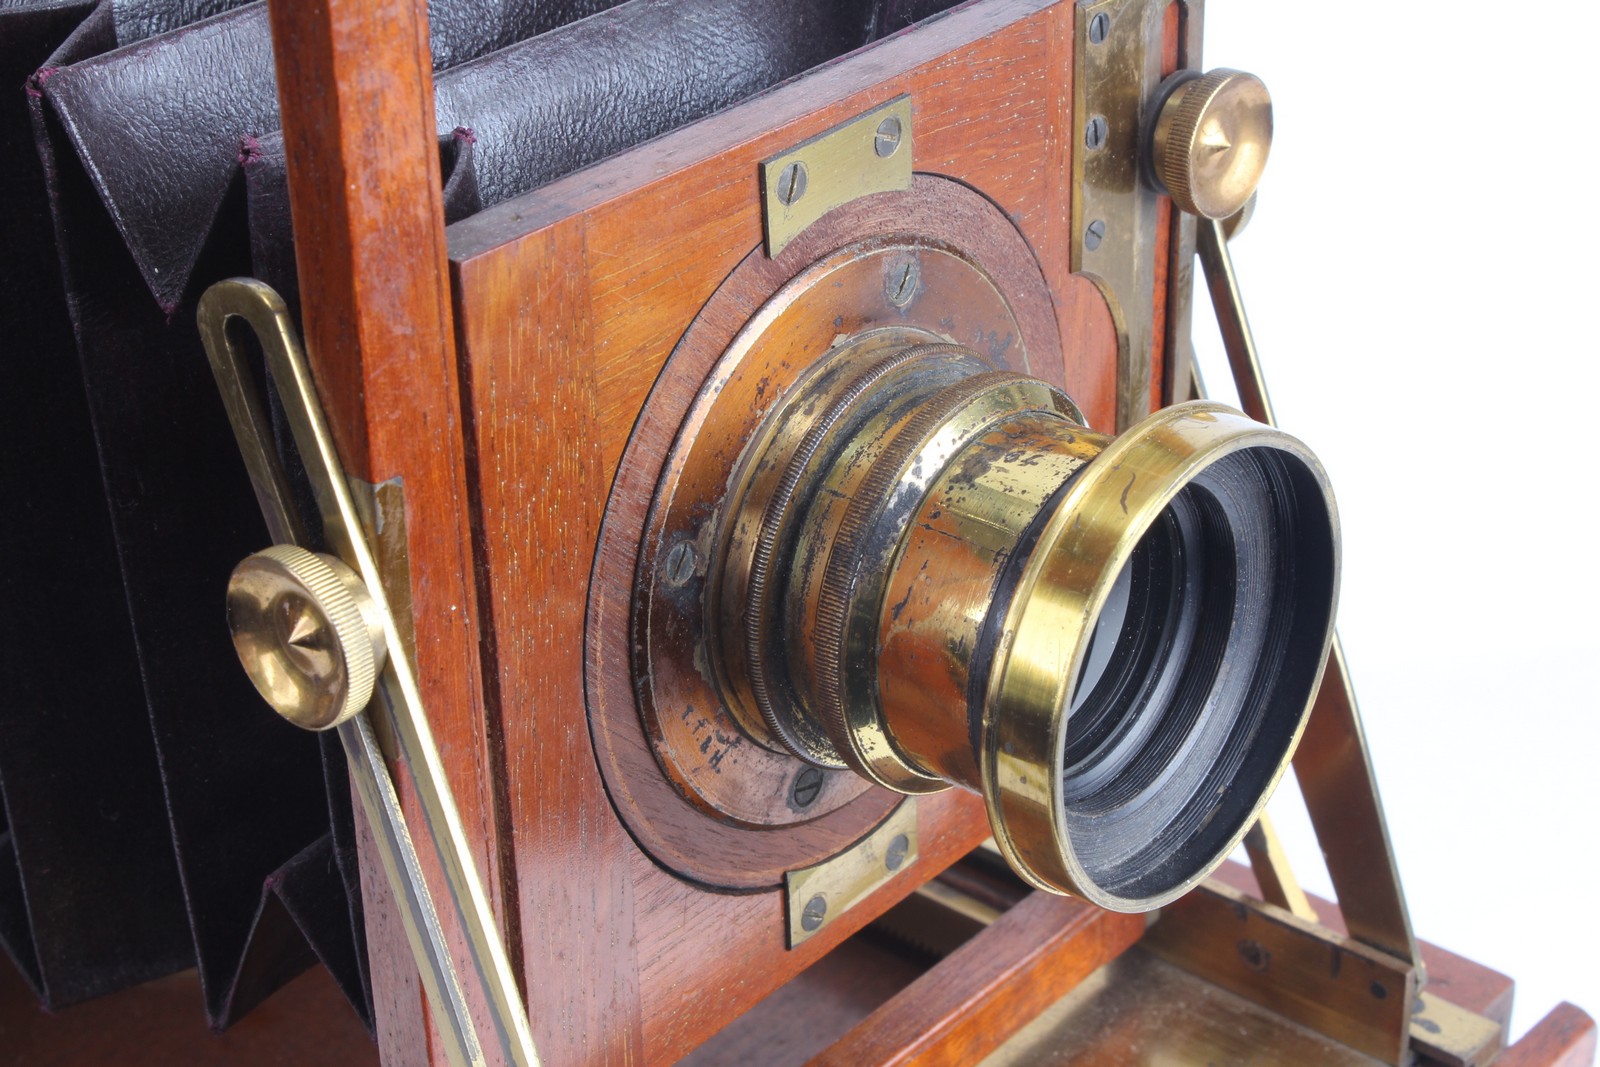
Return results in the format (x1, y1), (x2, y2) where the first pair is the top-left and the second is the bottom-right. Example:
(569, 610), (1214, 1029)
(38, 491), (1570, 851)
(447, 2), (1118, 1062)
(588, 177), (1065, 889)
(1499, 1003), (1600, 1067)
(453, 215), (644, 1067)
(6, 871), (1589, 1067)
(7, 0), (1590, 1065)
(677, 935), (929, 1067)
(806, 891), (1146, 1066)
(264, 0), (511, 1059)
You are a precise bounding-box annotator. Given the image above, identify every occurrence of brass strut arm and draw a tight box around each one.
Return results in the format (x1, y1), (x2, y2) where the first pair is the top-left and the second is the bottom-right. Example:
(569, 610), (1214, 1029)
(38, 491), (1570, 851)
(1196, 214), (1421, 971)
(198, 278), (539, 1067)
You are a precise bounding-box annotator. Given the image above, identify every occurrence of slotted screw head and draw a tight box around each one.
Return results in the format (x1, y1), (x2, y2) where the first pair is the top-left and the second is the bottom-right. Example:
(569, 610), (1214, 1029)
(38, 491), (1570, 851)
(777, 161), (808, 205)
(801, 894), (828, 932)
(1086, 115), (1109, 150)
(875, 115), (904, 158)
(885, 833), (910, 872)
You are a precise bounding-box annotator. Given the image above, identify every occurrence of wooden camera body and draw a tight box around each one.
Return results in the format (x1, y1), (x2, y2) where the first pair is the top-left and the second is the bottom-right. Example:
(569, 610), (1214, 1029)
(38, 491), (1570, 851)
(419, 6), (1093, 1059)
(381, 2), (1182, 1061)
(243, 0), (1596, 1063)
(4, 0), (1594, 1063)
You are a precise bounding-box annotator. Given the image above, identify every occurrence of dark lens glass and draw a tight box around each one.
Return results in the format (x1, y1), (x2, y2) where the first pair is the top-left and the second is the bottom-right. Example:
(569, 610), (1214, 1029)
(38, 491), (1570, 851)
(1061, 446), (1336, 903)
(1069, 558), (1133, 716)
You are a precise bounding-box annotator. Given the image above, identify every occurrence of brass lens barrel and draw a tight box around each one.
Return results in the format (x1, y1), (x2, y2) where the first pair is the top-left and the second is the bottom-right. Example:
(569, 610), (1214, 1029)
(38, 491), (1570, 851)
(710, 334), (1338, 911)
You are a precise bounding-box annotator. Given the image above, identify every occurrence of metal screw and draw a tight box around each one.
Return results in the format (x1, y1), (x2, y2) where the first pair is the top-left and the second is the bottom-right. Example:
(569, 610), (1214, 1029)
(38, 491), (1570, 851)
(1236, 939), (1270, 973)
(1089, 11), (1110, 43)
(874, 115), (903, 158)
(885, 256), (921, 308)
(801, 893), (828, 932)
(1085, 115), (1108, 150)
(789, 766), (824, 809)
(885, 833), (910, 872)
(1084, 219), (1106, 251)
(663, 541), (697, 586)
(777, 161), (808, 205)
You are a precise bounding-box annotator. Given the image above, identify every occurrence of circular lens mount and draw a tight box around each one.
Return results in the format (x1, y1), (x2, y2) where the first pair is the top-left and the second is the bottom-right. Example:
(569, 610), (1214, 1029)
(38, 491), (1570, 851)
(711, 339), (1339, 910)
(599, 176), (1336, 900)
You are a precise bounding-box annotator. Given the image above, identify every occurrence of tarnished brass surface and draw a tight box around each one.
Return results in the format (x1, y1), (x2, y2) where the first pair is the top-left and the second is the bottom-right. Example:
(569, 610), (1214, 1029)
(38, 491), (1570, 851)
(226, 544), (386, 731)
(761, 97), (913, 257)
(784, 799), (919, 947)
(1072, 0), (1168, 431)
(1221, 190), (1258, 241)
(1297, 641), (1422, 968)
(876, 405), (1104, 789)
(1158, 0), (1205, 412)
(631, 208), (1057, 838)
(1195, 214), (1421, 968)
(1241, 812), (1315, 921)
(981, 948), (1385, 1066)
(348, 476), (417, 666)
(1152, 68), (1273, 220)
(1410, 990), (1505, 1067)
(715, 337), (1094, 794)
(704, 320), (1340, 909)
(637, 175), (1340, 911)
(1198, 212), (1275, 425)
(977, 402), (1334, 908)
(1143, 880), (1416, 1064)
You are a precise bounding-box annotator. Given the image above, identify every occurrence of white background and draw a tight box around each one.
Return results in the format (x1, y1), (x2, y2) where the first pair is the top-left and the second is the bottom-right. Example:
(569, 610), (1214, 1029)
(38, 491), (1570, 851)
(1199, 0), (1600, 1041)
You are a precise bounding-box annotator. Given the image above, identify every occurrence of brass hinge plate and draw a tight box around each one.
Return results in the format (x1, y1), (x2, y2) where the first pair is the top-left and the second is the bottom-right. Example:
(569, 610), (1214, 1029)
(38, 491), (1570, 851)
(1144, 879), (1418, 1065)
(1409, 991), (1505, 1067)
(784, 799), (918, 948)
(761, 96), (914, 258)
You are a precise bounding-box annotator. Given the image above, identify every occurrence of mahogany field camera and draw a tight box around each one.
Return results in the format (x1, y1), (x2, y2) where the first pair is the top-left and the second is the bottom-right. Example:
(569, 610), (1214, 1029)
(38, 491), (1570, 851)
(5, 0), (1593, 1063)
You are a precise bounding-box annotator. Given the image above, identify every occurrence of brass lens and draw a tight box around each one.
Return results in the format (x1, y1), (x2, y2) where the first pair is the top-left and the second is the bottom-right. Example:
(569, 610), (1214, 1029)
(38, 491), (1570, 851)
(708, 335), (1338, 911)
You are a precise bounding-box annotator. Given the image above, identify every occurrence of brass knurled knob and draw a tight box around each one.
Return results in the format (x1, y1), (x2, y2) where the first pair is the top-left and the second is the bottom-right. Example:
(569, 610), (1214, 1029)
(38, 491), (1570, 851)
(1152, 68), (1273, 220)
(226, 544), (387, 730)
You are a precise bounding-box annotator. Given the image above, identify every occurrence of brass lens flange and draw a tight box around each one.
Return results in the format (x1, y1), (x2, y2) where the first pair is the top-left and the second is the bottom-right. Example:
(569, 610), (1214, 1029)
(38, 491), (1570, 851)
(599, 176), (1332, 897)
(714, 334), (1093, 791)
(711, 340), (1339, 911)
